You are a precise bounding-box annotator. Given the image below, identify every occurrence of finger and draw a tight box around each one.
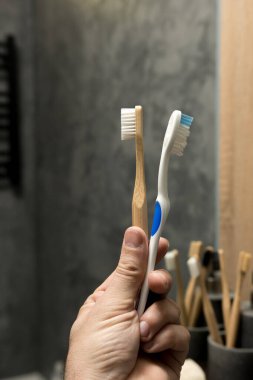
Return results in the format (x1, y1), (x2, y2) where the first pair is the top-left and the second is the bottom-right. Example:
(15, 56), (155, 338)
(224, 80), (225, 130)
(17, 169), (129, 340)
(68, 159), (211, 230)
(105, 227), (148, 306)
(161, 349), (186, 378)
(156, 237), (169, 264)
(148, 269), (172, 295)
(142, 324), (190, 355)
(95, 237), (169, 292)
(92, 236), (169, 297)
(140, 298), (180, 342)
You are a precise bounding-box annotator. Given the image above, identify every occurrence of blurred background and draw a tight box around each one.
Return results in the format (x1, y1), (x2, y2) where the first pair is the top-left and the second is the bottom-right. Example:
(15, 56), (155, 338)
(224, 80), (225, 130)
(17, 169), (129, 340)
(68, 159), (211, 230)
(0, 0), (252, 379)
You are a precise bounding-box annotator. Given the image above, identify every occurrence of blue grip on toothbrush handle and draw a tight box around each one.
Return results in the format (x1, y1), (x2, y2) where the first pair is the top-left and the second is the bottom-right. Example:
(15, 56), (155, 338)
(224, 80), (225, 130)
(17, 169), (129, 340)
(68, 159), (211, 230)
(151, 201), (162, 236)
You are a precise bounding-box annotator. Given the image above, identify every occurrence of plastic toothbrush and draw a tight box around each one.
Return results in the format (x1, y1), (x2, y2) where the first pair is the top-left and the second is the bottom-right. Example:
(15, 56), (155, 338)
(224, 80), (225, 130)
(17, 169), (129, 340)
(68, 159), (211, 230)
(137, 110), (193, 316)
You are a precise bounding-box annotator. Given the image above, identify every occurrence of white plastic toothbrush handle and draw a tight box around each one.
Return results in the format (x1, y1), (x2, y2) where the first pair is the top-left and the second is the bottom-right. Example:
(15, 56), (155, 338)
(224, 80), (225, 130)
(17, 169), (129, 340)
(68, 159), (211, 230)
(137, 195), (170, 316)
(137, 233), (160, 316)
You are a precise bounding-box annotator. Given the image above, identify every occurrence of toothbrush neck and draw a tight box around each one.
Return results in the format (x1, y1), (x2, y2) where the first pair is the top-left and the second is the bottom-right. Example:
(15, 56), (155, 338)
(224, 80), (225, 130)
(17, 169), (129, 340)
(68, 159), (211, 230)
(158, 150), (170, 198)
(135, 134), (145, 186)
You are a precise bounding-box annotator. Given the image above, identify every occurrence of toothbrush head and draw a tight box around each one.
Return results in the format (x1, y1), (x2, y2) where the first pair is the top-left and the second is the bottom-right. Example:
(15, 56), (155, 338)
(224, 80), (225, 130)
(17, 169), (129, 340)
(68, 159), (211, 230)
(164, 110), (193, 157)
(187, 256), (200, 279)
(164, 249), (178, 271)
(240, 251), (252, 274)
(202, 246), (214, 267)
(188, 241), (204, 260)
(121, 108), (136, 140)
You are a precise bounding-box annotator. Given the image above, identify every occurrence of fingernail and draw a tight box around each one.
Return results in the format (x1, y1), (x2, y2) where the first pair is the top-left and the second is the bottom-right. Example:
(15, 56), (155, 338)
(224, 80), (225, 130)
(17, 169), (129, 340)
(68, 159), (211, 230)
(140, 320), (150, 337)
(125, 228), (144, 248)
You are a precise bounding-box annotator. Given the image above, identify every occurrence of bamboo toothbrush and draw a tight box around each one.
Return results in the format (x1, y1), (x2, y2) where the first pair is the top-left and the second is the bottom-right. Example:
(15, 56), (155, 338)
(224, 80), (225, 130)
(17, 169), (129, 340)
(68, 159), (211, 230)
(121, 106), (148, 235)
(188, 256), (223, 344)
(227, 251), (252, 348)
(218, 249), (231, 339)
(203, 246), (215, 273)
(185, 241), (203, 318)
(188, 247), (214, 327)
(137, 110), (193, 316)
(188, 286), (202, 327)
(165, 250), (188, 325)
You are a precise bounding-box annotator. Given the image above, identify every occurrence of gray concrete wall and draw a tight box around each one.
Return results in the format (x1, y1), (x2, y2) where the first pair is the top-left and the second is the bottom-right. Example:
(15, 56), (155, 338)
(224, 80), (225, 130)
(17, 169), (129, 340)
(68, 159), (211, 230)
(0, 0), (37, 377)
(34, 0), (217, 372)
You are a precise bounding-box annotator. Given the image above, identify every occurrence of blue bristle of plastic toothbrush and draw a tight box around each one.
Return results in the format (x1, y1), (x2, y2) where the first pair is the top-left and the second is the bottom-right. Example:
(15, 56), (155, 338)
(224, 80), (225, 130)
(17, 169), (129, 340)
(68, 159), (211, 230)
(180, 113), (193, 127)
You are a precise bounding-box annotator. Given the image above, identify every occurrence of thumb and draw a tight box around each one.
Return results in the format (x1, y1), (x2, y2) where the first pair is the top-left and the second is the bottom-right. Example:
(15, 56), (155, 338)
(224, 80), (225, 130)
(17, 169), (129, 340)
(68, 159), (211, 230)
(106, 227), (148, 307)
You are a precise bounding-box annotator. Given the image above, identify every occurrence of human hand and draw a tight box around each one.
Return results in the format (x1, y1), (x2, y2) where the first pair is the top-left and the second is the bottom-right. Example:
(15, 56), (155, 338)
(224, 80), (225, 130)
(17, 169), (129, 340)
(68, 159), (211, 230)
(65, 227), (190, 380)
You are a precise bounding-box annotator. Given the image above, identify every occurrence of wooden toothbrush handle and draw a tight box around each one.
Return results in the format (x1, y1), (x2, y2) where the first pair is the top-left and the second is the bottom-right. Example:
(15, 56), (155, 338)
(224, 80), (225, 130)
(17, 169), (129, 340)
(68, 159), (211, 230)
(200, 271), (223, 345)
(132, 193), (148, 236)
(227, 251), (252, 347)
(175, 252), (188, 326)
(202, 297), (222, 345)
(188, 265), (208, 327)
(227, 252), (243, 348)
(185, 241), (203, 317)
(185, 277), (197, 316)
(132, 106), (148, 236)
(188, 286), (202, 327)
(227, 292), (240, 347)
(218, 249), (231, 336)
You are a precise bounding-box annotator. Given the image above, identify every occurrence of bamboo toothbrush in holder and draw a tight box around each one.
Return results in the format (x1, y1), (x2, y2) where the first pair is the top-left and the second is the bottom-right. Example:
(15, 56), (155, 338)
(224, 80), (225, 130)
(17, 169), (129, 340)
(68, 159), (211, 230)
(188, 256), (223, 344)
(227, 251), (252, 348)
(218, 249), (231, 339)
(188, 286), (202, 327)
(165, 250), (188, 325)
(185, 241), (203, 318)
(188, 246), (214, 326)
(121, 106), (148, 235)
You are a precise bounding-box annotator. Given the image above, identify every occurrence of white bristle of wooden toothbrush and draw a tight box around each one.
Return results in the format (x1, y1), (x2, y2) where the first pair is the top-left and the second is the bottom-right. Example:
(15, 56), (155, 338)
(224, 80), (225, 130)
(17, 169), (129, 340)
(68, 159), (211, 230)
(121, 108), (136, 141)
(164, 250), (177, 271)
(187, 257), (200, 278)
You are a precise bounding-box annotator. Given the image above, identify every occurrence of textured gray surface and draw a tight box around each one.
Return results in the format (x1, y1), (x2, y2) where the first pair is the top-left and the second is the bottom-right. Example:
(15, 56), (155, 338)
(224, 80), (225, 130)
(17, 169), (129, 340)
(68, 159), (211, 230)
(34, 0), (217, 371)
(0, 0), (37, 377)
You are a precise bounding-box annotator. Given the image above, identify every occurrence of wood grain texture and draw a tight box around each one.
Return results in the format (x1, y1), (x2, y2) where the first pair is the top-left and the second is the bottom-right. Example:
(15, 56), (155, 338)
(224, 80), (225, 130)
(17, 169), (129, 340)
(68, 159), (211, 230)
(219, 0), (253, 294)
(218, 249), (231, 337)
(185, 241), (203, 316)
(199, 267), (223, 345)
(188, 286), (202, 327)
(174, 250), (188, 326)
(227, 251), (252, 347)
(132, 106), (148, 236)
